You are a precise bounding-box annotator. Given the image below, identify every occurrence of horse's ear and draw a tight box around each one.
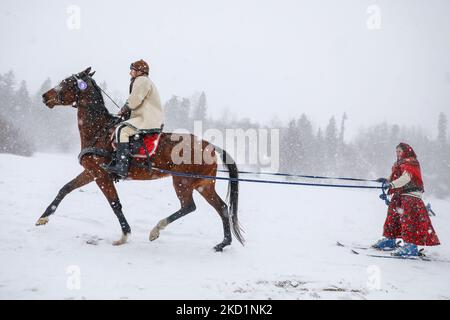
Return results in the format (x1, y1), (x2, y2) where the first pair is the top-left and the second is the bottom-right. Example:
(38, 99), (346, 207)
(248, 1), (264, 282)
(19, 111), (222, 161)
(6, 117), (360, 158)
(83, 67), (92, 75)
(89, 71), (96, 77)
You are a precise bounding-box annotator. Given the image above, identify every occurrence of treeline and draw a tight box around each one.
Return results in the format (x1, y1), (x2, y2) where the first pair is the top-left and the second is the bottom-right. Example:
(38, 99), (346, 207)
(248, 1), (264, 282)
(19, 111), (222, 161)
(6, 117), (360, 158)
(1, 71), (449, 197)
(0, 71), (78, 154)
(164, 93), (450, 199)
(278, 113), (450, 198)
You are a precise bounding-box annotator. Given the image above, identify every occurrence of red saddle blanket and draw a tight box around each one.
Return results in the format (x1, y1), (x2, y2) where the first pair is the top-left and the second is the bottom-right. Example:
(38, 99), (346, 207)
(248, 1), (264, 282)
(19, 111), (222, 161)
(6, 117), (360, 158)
(133, 133), (161, 158)
(111, 131), (161, 159)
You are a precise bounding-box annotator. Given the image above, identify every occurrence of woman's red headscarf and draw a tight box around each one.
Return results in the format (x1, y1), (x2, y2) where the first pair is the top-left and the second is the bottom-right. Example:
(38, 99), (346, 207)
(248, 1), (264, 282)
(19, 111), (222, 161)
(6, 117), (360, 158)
(389, 142), (424, 193)
(397, 142), (417, 159)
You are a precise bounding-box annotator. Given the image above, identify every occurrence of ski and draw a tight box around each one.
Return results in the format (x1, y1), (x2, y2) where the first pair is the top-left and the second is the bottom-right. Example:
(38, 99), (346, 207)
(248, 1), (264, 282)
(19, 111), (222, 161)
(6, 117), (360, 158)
(336, 241), (370, 250)
(350, 248), (430, 261)
(349, 247), (450, 263)
(336, 241), (417, 259)
(337, 241), (450, 263)
(336, 240), (402, 252)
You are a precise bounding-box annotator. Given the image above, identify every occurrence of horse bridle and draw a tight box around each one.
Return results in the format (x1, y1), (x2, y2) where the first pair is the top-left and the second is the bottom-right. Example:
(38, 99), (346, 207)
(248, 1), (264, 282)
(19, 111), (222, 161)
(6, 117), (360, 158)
(70, 74), (89, 108)
(54, 73), (121, 147)
(53, 74), (89, 108)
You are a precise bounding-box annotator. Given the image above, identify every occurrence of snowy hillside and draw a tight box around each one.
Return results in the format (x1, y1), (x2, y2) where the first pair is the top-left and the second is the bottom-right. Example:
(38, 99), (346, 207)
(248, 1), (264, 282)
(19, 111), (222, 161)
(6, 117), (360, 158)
(0, 153), (449, 299)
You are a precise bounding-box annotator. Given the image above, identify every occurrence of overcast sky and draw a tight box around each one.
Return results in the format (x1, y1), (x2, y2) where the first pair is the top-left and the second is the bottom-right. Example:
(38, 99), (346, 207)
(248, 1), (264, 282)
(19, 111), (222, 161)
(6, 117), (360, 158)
(1, 0), (449, 138)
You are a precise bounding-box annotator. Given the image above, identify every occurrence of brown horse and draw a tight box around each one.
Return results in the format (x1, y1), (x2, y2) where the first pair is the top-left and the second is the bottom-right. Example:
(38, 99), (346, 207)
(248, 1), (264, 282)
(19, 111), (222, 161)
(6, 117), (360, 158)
(37, 67), (244, 251)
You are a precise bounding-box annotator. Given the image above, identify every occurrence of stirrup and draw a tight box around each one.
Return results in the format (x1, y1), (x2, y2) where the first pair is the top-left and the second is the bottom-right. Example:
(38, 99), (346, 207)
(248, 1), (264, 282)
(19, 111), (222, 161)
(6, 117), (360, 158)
(101, 161), (128, 178)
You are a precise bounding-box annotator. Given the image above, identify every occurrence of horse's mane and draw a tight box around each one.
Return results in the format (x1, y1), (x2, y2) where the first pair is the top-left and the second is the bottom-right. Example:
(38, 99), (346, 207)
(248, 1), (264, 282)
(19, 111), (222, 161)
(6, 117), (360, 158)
(88, 77), (116, 122)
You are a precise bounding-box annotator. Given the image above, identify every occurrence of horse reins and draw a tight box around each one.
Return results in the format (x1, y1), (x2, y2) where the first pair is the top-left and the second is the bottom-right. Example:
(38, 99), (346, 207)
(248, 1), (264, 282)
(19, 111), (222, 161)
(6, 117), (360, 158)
(70, 75), (121, 147)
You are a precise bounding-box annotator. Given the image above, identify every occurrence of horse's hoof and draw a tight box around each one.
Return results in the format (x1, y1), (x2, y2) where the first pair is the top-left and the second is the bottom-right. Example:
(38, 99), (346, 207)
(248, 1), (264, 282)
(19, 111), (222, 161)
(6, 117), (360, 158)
(149, 230), (159, 242)
(35, 217), (49, 226)
(112, 234), (128, 246)
(149, 219), (168, 241)
(214, 240), (231, 252)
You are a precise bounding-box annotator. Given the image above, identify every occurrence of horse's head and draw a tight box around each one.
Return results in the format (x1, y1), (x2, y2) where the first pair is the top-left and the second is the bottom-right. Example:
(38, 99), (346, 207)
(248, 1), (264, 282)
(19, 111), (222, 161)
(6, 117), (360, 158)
(42, 67), (96, 108)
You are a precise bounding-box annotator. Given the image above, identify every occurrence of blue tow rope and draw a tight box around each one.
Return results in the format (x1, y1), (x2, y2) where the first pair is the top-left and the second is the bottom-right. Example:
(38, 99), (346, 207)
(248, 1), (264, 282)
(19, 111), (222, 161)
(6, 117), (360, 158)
(217, 169), (378, 183)
(152, 167), (382, 190)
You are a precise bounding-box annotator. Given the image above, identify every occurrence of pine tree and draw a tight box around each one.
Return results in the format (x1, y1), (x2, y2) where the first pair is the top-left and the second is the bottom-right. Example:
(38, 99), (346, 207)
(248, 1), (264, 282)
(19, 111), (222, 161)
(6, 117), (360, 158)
(296, 114), (314, 173)
(279, 119), (300, 174)
(437, 112), (447, 146)
(339, 112), (347, 145)
(30, 78), (53, 150)
(337, 113), (354, 176)
(36, 78), (52, 97)
(0, 71), (16, 119)
(163, 95), (180, 131)
(14, 80), (32, 125)
(163, 95), (192, 131)
(325, 116), (338, 174)
(32, 77), (52, 116)
(313, 127), (325, 174)
(0, 73), (34, 155)
(0, 116), (33, 156)
(180, 98), (192, 131)
(431, 113), (450, 198)
(192, 91), (207, 122)
(389, 124), (400, 148)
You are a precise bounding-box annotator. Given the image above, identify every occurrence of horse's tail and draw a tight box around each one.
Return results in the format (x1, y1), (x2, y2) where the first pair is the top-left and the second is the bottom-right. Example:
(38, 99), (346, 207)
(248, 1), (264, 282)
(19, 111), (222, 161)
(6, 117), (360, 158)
(215, 146), (245, 246)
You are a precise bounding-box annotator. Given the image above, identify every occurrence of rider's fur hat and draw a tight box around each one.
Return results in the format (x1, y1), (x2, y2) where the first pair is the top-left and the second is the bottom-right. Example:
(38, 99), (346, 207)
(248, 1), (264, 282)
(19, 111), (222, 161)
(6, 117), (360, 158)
(130, 59), (149, 75)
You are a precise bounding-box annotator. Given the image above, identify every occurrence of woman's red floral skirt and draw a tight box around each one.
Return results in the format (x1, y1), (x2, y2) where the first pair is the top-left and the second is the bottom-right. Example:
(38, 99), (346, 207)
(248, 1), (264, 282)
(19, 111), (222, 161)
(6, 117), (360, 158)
(383, 195), (440, 246)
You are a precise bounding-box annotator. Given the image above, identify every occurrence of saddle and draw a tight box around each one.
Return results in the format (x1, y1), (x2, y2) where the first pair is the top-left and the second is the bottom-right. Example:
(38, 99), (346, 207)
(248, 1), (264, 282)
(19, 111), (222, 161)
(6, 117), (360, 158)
(110, 127), (162, 166)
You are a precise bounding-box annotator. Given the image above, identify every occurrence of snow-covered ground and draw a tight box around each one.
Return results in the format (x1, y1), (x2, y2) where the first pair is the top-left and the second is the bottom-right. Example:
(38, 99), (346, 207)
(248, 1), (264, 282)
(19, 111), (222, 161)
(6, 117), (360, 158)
(0, 153), (449, 300)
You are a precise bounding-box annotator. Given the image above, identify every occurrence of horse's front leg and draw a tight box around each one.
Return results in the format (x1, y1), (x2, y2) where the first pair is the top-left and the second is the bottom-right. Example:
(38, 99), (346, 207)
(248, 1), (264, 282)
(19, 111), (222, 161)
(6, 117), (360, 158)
(36, 170), (94, 226)
(94, 174), (131, 246)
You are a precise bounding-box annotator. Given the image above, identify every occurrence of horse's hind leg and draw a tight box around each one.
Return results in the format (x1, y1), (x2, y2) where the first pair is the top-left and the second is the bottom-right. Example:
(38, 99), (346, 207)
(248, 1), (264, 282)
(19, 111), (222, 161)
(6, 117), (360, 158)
(149, 177), (196, 241)
(36, 170), (94, 226)
(196, 182), (232, 252)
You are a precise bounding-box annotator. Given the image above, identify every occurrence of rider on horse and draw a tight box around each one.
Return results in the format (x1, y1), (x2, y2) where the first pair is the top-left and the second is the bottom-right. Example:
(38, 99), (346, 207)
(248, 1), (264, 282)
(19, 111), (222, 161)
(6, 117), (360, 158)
(104, 59), (164, 178)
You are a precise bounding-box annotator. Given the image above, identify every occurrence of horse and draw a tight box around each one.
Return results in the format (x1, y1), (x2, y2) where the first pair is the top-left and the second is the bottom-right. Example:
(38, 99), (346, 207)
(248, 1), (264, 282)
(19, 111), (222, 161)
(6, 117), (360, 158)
(36, 67), (244, 251)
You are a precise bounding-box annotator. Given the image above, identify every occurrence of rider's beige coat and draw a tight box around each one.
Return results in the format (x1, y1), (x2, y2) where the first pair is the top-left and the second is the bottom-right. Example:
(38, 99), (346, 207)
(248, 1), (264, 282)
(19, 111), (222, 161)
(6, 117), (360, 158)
(125, 75), (164, 130)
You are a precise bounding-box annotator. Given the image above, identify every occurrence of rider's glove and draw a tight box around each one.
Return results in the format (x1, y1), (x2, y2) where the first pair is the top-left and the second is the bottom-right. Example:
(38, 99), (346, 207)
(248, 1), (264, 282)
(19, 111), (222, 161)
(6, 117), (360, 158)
(381, 180), (393, 190)
(118, 103), (131, 119)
